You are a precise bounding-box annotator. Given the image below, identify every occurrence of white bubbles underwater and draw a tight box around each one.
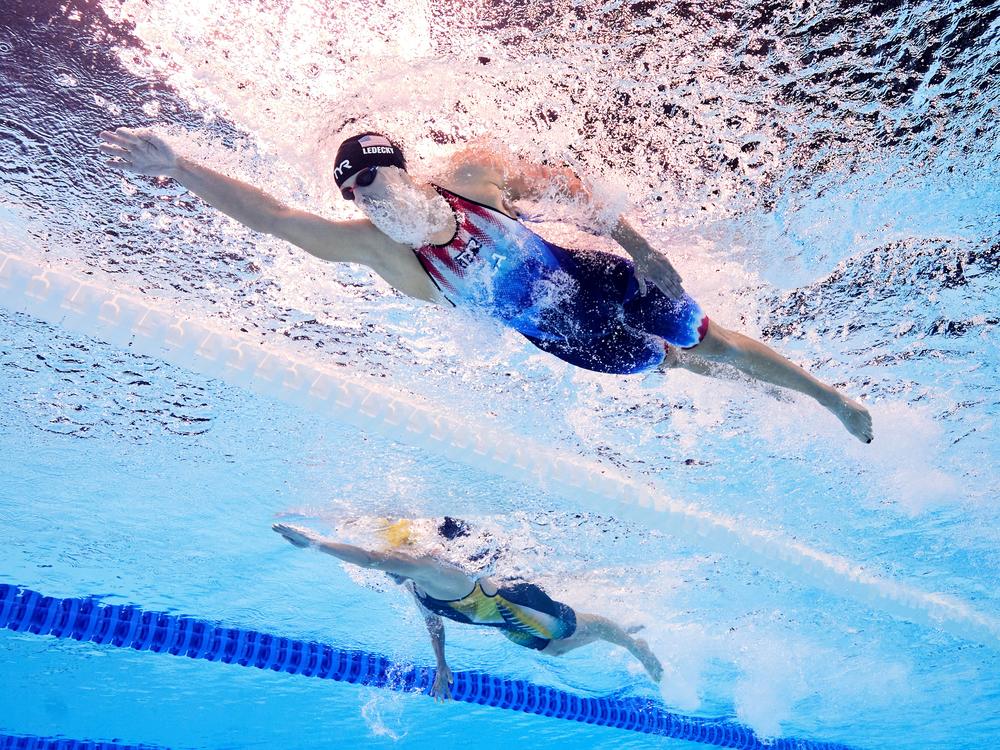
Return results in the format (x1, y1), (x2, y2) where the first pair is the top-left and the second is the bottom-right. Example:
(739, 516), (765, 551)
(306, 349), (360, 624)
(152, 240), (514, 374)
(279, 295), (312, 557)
(0, 1), (997, 749)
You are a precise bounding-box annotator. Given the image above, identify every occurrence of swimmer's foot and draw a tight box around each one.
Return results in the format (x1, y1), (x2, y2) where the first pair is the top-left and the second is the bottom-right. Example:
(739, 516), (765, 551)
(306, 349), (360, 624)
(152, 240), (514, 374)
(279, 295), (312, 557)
(630, 637), (664, 683)
(821, 390), (873, 443)
(626, 624), (646, 635)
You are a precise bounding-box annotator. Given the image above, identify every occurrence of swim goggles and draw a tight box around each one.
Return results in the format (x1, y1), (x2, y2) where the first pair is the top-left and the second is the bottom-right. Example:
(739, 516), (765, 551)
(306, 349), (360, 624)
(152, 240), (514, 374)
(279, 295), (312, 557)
(341, 166), (378, 201)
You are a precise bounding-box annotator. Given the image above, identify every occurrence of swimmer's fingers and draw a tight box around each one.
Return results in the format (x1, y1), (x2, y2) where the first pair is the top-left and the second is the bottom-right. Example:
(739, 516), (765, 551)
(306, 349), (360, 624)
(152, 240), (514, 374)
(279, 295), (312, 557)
(651, 254), (684, 286)
(646, 257), (686, 299)
(101, 128), (169, 155)
(657, 277), (686, 300)
(102, 154), (155, 177)
(100, 128), (142, 146)
(104, 158), (139, 174)
(431, 666), (453, 702)
(98, 143), (130, 159)
(100, 129), (178, 177)
(115, 126), (147, 144)
(99, 130), (134, 150)
(638, 267), (685, 300)
(650, 659), (664, 682)
(273, 522), (307, 538)
(272, 523), (311, 547)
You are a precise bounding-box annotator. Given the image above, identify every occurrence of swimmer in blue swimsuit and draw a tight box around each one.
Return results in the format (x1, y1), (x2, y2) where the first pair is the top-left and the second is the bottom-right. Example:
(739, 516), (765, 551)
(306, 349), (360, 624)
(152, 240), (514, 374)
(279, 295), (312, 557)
(272, 519), (664, 701)
(100, 127), (873, 443)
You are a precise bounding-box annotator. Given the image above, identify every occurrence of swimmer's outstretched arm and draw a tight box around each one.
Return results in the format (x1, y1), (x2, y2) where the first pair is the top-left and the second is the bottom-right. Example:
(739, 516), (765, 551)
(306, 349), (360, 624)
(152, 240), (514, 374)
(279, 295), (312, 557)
(275, 522), (457, 700)
(97, 127), (386, 267)
(272, 522), (425, 575)
(271, 523), (474, 596)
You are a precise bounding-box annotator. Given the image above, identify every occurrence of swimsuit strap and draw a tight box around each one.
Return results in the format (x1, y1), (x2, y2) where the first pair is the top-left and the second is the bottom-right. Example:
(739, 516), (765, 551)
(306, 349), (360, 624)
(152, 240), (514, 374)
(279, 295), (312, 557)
(416, 579), (484, 607)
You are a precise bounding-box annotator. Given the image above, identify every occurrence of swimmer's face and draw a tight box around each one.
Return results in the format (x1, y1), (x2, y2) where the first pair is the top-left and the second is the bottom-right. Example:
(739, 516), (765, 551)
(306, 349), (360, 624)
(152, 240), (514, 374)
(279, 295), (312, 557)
(340, 165), (411, 203)
(350, 167), (453, 247)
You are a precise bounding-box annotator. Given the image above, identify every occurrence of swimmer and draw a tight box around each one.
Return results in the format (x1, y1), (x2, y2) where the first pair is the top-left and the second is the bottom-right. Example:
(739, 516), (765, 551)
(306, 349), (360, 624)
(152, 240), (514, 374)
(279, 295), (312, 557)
(98, 127), (873, 443)
(271, 518), (664, 700)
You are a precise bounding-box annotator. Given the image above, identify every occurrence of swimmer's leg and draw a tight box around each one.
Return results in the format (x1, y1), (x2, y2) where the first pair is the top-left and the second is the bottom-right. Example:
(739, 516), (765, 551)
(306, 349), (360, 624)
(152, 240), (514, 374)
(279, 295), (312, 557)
(676, 320), (873, 443)
(656, 344), (793, 402)
(542, 613), (663, 682)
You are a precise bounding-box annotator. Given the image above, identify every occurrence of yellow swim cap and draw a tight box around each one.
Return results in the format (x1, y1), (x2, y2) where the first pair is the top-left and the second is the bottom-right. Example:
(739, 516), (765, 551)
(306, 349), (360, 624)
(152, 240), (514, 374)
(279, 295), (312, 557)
(379, 518), (414, 548)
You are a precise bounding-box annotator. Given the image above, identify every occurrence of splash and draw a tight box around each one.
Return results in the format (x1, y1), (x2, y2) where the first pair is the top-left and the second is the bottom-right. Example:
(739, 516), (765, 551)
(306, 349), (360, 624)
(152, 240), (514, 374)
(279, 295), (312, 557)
(850, 402), (961, 515)
(2, 1), (998, 745)
(356, 168), (454, 247)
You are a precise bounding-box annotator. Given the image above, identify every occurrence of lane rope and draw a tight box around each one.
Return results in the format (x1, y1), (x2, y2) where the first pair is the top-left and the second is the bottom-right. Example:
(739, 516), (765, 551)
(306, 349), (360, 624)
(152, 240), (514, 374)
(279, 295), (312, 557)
(0, 584), (859, 749)
(1, 250), (997, 649)
(0, 732), (164, 750)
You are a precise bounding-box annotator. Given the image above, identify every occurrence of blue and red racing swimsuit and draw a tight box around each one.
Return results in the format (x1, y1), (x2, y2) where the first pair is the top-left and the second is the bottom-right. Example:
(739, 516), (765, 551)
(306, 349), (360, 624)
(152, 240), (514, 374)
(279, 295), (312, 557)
(412, 185), (709, 374)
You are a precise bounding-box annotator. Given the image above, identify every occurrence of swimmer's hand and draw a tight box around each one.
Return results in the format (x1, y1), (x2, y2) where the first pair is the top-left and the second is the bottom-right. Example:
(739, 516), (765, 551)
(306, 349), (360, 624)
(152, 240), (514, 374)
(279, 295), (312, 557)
(632, 249), (686, 300)
(272, 522), (313, 548)
(610, 218), (686, 300)
(431, 662), (454, 702)
(99, 127), (179, 177)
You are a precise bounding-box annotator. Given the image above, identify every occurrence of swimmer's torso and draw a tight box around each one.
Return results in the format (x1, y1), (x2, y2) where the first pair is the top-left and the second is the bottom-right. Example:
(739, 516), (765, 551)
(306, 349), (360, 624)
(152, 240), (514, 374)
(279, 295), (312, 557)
(413, 578), (577, 650)
(409, 183), (708, 374)
(412, 184), (593, 340)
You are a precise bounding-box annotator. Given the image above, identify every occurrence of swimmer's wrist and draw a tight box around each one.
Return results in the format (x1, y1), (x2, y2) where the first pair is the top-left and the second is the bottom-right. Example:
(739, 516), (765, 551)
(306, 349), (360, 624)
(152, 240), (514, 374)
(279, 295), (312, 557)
(611, 219), (652, 256)
(166, 156), (191, 181)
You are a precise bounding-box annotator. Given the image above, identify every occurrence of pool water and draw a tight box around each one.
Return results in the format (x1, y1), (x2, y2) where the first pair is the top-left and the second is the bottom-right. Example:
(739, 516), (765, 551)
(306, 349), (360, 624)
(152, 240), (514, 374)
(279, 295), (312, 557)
(1, 0), (998, 748)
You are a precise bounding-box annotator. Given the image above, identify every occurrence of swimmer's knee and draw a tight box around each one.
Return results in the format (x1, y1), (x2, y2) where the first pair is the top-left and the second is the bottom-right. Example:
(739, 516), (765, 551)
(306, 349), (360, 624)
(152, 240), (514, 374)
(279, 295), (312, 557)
(542, 639), (568, 655)
(690, 320), (733, 357)
(657, 345), (683, 370)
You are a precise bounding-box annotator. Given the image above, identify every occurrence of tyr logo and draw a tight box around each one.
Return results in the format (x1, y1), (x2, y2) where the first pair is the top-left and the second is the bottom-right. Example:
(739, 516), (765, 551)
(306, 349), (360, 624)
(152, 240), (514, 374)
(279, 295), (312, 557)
(455, 238), (482, 269)
(334, 159), (352, 179)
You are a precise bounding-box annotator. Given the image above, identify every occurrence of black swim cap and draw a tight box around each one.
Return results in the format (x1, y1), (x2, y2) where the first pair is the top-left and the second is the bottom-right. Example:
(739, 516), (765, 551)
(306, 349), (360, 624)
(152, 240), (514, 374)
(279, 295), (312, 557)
(438, 517), (471, 540)
(333, 132), (406, 187)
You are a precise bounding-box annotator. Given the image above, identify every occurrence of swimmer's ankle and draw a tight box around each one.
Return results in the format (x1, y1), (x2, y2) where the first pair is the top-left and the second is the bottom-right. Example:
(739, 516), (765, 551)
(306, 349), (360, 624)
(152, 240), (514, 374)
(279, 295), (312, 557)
(816, 385), (844, 409)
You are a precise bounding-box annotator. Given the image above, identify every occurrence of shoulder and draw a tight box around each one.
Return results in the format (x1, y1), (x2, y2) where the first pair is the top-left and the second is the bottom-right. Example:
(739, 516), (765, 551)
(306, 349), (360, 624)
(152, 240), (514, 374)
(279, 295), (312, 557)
(434, 146), (520, 217)
(442, 144), (506, 187)
(405, 554), (477, 600)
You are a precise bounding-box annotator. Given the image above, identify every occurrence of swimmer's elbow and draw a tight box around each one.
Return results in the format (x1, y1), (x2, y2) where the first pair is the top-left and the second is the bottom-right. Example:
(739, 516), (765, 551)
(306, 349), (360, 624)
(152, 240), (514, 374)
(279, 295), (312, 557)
(267, 211), (375, 266)
(509, 163), (588, 203)
(368, 550), (422, 576)
(262, 207), (313, 241)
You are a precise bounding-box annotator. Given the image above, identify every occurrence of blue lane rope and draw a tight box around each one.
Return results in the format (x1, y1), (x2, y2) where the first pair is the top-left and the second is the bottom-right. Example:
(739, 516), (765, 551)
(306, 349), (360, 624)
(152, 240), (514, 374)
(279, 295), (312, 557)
(4, 251), (997, 652)
(0, 584), (859, 750)
(0, 733), (165, 750)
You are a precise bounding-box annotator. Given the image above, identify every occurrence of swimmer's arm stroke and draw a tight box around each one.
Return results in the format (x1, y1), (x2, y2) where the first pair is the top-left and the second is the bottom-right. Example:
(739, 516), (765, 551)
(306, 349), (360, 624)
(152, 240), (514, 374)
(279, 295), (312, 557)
(98, 127), (385, 267)
(458, 148), (589, 206)
(410, 587), (454, 702)
(465, 148), (687, 299)
(271, 523), (473, 596)
(609, 217), (687, 299)
(271, 523), (428, 577)
(273, 523), (456, 700)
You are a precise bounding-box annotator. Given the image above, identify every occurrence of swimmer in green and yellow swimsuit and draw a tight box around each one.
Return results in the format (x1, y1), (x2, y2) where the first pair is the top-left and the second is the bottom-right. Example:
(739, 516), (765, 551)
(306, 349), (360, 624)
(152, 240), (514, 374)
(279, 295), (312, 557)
(273, 519), (663, 702)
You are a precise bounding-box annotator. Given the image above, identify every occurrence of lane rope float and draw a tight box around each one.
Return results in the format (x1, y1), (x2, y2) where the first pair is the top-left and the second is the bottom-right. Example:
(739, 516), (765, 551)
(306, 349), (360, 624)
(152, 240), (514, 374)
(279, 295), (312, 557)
(0, 584), (859, 749)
